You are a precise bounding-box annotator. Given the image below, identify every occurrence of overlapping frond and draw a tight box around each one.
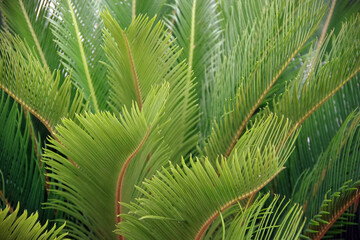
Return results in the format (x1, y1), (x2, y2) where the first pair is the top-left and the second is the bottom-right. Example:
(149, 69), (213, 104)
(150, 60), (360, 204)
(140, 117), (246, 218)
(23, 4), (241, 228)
(43, 84), (171, 239)
(290, 111), (360, 238)
(273, 14), (360, 130)
(0, 32), (86, 137)
(326, 0), (360, 36)
(0, 0), (59, 70)
(0, 203), (67, 239)
(274, 74), (360, 196)
(0, 92), (49, 219)
(300, 181), (360, 240)
(49, 0), (108, 111)
(217, 0), (266, 50)
(116, 113), (298, 239)
(204, 194), (304, 240)
(102, 12), (178, 111)
(165, 0), (222, 96)
(102, 12), (199, 161)
(203, 0), (325, 160)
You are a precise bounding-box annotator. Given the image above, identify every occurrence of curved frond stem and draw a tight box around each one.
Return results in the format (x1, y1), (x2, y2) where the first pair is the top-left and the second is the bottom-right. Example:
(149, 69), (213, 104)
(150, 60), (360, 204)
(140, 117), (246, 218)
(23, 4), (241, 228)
(0, 84), (57, 140)
(293, 66), (360, 130)
(66, 0), (99, 112)
(313, 190), (360, 240)
(116, 126), (151, 226)
(195, 167), (285, 240)
(18, 0), (48, 70)
(123, 31), (143, 110)
(224, 28), (319, 157)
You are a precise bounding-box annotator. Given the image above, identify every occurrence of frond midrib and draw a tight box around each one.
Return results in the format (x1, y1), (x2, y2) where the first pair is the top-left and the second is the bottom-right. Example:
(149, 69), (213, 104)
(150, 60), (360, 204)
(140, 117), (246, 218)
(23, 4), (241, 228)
(66, 0), (99, 112)
(18, 0), (49, 70)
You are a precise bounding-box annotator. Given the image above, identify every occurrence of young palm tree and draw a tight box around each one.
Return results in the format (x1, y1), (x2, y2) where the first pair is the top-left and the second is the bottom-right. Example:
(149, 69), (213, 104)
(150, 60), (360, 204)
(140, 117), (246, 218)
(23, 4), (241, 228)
(0, 0), (359, 239)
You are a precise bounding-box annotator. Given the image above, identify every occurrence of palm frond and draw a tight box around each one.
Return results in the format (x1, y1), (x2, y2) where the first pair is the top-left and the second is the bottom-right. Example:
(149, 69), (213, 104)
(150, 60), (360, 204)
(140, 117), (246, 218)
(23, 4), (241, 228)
(102, 12), (199, 161)
(0, 203), (67, 239)
(273, 14), (360, 131)
(202, 0), (325, 160)
(216, 0), (265, 51)
(0, 0), (59, 70)
(273, 73), (360, 196)
(326, 0), (360, 36)
(49, 0), (108, 111)
(0, 91), (51, 221)
(290, 110), (360, 238)
(165, 0), (222, 97)
(43, 84), (172, 239)
(204, 194), (304, 240)
(0, 32), (87, 137)
(300, 181), (360, 240)
(116, 113), (298, 239)
(102, 12), (178, 111)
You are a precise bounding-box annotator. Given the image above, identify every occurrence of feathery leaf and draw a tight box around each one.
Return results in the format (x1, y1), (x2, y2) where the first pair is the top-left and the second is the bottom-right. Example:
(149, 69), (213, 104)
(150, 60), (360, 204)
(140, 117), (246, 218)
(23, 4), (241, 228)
(203, 0), (325, 160)
(0, 203), (67, 240)
(0, 32), (87, 137)
(116, 113), (298, 239)
(44, 84), (171, 239)
(0, 0), (59, 70)
(49, 0), (108, 111)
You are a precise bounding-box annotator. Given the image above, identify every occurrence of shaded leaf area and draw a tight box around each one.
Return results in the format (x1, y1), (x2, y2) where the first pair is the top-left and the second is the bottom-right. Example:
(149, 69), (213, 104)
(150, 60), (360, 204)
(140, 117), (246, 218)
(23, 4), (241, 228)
(290, 111), (360, 238)
(102, 13), (199, 162)
(0, 203), (67, 240)
(49, 0), (108, 111)
(203, 194), (304, 240)
(0, 0), (59, 70)
(44, 85), (171, 240)
(272, 14), (360, 128)
(0, 32), (87, 137)
(270, 1), (360, 197)
(300, 181), (360, 240)
(272, 73), (360, 196)
(117, 114), (298, 239)
(202, 0), (325, 160)
(325, 0), (360, 38)
(0, 92), (53, 223)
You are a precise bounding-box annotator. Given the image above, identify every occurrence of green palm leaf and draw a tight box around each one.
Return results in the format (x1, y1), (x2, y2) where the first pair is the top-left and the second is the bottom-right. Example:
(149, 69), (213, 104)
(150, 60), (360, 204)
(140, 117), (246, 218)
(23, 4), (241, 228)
(102, 12), (179, 111)
(102, 12), (199, 161)
(0, 32), (86, 137)
(0, 203), (67, 239)
(49, 0), (108, 111)
(116, 113), (298, 239)
(0, 0), (59, 70)
(273, 14), (360, 132)
(165, 0), (222, 97)
(202, 0), (325, 160)
(0, 92), (49, 219)
(204, 194), (305, 240)
(300, 181), (360, 240)
(44, 84), (171, 239)
(291, 110), (360, 239)
(274, 74), (360, 196)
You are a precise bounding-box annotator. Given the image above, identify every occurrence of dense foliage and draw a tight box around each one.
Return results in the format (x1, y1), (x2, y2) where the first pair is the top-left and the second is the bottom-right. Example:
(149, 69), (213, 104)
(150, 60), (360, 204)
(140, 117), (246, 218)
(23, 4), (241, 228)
(0, 0), (359, 239)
